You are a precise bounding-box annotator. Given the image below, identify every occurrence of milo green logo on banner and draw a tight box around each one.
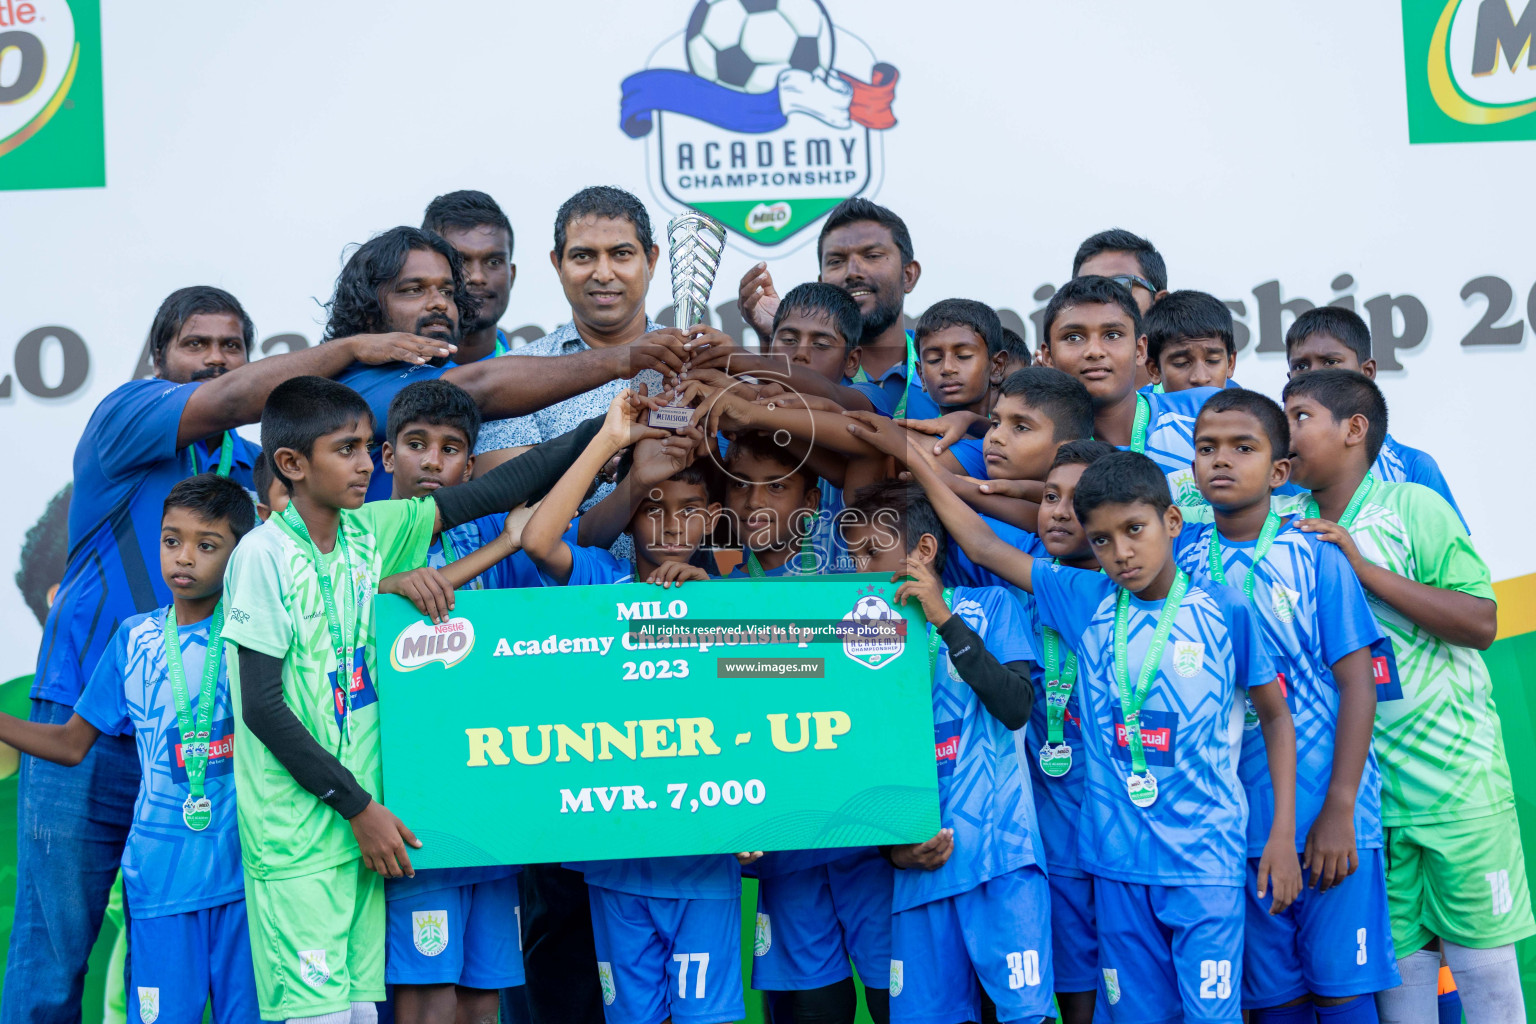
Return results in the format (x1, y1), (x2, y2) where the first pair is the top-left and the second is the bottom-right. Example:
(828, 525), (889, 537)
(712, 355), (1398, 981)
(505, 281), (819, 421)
(0, 0), (104, 189)
(619, 0), (900, 255)
(1403, 0), (1536, 142)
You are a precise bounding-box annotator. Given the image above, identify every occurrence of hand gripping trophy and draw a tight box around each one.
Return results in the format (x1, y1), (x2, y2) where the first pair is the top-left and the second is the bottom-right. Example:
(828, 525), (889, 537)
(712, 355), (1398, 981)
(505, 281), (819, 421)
(650, 211), (727, 429)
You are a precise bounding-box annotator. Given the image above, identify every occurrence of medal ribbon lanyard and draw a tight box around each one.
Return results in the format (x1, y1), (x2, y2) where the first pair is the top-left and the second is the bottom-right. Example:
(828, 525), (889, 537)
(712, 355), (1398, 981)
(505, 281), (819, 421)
(189, 432), (236, 477)
(894, 330), (918, 420)
(1304, 472), (1374, 528)
(1206, 511), (1283, 602)
(281, 506), (361, 741)
(925, 588), (956, 676)
(744, 520), (816, 577)
(1041, 624), (1079, 748)
(164, 602), (224, 831)
(1129, 394), (1151, 454)
(1113, 570), (1188, 803)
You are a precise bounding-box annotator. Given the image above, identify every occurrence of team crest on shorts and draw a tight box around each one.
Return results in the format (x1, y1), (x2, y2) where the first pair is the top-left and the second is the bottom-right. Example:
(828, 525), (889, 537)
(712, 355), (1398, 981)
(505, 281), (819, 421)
(598, 961), (617, 1005)
(413, 909), (449, 957)
(754, 912), (772, 956)
(889, 959), (904, 997)
(619, 0), (902, 257)
(1103, 968), (1121, 1005)
(298, 949), (331, 988)
(1172, 641), (1204, 678)
(137, 988), (159, 1024)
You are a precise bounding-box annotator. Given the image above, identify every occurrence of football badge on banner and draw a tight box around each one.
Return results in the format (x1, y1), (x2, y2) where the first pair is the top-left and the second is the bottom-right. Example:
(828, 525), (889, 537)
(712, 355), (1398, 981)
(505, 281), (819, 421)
(620, 0), (900, 254)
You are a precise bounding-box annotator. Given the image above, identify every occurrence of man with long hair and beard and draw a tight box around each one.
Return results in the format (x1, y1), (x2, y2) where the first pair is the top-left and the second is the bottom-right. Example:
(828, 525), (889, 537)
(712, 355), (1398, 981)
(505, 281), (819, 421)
(7, 287), (449, 1024)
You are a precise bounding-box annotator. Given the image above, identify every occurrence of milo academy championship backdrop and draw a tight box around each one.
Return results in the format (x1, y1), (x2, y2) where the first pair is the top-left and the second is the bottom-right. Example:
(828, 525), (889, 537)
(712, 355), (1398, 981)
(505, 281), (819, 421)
(6, 0), (1536, 1019)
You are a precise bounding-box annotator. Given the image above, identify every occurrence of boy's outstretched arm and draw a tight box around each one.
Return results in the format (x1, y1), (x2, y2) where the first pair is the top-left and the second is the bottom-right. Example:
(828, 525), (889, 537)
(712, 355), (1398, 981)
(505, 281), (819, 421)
(577, 425), (706, 551)
(1306, 645), (1375, 891)
(0, 712), (100, 768)
(522, 390), (669, 585)
(381, 504), (540, 624)
(844, 412), (1039, 593)
(1300, 520), (1497, 649)
(236, 645), (420, 878)
(1250, 680), (1302, 914)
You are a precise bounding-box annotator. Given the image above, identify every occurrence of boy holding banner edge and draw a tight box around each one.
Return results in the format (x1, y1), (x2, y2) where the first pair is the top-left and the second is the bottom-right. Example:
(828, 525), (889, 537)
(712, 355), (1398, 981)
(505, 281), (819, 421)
(222, 375), (600, 1023)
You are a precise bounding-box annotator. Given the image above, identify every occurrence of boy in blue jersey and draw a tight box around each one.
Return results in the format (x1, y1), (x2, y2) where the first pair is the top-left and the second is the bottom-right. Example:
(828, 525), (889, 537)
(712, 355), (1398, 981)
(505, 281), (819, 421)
(1017, 439), (1118, 1024)
(1037, 276), (1219, 510)
(0, 474), (258, 1024)
(848, 422), (1304, 1024)
(373, 379), (534, 1024)
(720, 433), (822, 579)
(838, 481), (1053, 1024)
(521, 391), (747, 1024)
(1180, 389), (1398, 1021)
(908, 299), (1009, 479)
(1283, 308), (1465, 528)
(1143, 291), (1237, 393)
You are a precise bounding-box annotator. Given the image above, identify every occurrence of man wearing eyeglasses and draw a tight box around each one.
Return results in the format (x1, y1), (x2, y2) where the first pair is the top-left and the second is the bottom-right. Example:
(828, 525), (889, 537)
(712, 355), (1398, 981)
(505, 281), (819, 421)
(1069, 229), (1170, 390)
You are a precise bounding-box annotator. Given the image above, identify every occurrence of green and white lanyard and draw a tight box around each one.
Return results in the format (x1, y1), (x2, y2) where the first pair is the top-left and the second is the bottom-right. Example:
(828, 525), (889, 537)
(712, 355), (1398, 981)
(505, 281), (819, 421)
(925, 587), (956, 677)
(894, 329), (919, 420)
(163, 603), (224, 831)
(1304, 472), (1374, 529)
(1206, 511), (1283, 603)
(280, 506), (362, 741)
(492, 329), (509, 359)
(1129, 393), (1151, 453)
(1113, 569), (1188, 808)
(1037, 568), (1079, 777)
(189, 432), (235, 477)
(743, 522), (817, 577)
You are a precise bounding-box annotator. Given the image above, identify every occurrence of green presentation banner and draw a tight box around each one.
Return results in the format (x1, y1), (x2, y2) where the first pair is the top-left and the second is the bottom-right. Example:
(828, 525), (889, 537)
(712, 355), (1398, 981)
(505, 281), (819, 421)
(376, 575), (942, 869)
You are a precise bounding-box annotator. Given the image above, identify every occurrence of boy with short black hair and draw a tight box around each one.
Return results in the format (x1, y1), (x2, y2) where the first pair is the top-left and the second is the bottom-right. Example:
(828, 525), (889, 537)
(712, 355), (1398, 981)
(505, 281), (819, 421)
(768, 282), (864, 385)
(1072, 228), (1169, 316)
(0, 473), (259, 1024)
(850, 420), (1302, 1024)
(721, 432), (822, 578)
(1180, 388), (1398, 1020)
(223, 374), (595, 1024)
(1037, 275), (1219, 510)
(1282, 370), (1533, 1024)
(520, 391), (746, 1024)
(911, 299), (1008, 478)
(839, 480), (1054, 1024)
(1143, 290), (1237, 393)
(375, 378), (534, 1024)
(1283, 307), (1464, 528)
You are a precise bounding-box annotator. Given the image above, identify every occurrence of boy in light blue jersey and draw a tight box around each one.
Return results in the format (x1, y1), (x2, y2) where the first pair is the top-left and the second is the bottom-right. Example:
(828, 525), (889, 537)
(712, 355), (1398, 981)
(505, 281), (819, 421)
(721, 433), (822, 580)
(1142, 290), (1238, 394)
(851, 419), (1305, 1024)
(1283, 307), (1464, 529)
(0, 474), (259, 1024)
(1038, 276), (1220, 510)
(521, 391), (747, 1024)
(373, 380), (534, 1024)
(840, 481), (1053, 1024)
(1178, 389), (1399, 1022)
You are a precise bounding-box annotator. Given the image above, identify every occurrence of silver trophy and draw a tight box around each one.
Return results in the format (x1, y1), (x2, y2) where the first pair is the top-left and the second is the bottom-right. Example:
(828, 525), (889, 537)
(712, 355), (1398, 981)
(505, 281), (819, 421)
(650, 211), (728, 429)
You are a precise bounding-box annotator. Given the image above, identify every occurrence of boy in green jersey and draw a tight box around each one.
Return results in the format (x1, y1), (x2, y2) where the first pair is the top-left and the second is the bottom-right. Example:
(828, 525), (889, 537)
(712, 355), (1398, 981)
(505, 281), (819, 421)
(1283, 370), (1533, 1024)
(222, 375), (599, 1024)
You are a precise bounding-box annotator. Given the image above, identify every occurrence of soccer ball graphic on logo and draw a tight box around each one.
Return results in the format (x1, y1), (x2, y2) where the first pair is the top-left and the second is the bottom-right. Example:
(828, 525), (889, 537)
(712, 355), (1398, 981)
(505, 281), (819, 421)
(686, 0), (835, 94)
(853, 594), (897, 621)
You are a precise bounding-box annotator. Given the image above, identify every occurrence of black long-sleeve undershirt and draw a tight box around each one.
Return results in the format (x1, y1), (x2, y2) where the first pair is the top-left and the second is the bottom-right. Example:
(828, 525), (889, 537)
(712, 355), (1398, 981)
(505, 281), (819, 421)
(937, 615), (1034, 730)
(238, 646), (373, 819)
(434, 414), (603, 530)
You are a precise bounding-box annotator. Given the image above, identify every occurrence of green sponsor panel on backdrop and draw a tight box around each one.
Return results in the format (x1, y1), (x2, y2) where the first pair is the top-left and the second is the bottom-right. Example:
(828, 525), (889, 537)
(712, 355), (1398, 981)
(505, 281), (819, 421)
(1401, 0), (1536, 143)
(0, 0), (106, 190)
(376, 576), (942, 869)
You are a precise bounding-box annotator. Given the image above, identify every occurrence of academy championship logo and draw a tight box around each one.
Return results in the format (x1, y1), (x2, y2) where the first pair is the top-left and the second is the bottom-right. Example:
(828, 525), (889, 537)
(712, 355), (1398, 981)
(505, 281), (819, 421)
(1404, 0), (1536, 142)
(391, 616), (476, 672)
(841, 585), (904, 670)
(620, 0), (900, 253)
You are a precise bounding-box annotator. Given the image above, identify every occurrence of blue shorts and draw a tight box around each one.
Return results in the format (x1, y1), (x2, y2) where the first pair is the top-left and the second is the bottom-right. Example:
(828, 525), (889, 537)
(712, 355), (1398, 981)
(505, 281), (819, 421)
(753, 849), (892, 991)
(1094, 878), (1243, 1024)
(129, 899), (260, 1024)
(890, 866), (1055, 1024)
(1050, 872), (1099, 993)
(1243, 848), (1399, 1007)
(588, 886), (744, 1024)
(385, 874), (525, 988)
